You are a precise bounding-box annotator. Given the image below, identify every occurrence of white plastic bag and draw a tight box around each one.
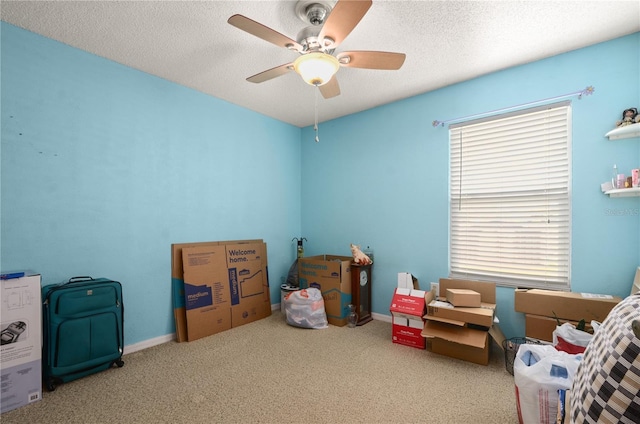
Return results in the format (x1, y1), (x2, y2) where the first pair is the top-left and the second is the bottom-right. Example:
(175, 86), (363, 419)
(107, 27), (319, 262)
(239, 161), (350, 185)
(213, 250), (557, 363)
(552, 322), (593, 354)
(284, 288), (328, 329)
(513, 344), (582, 424)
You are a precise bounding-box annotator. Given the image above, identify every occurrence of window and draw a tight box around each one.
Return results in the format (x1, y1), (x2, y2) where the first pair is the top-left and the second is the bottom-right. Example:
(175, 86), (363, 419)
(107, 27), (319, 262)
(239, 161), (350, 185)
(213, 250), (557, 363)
(449, 102), (571, 290)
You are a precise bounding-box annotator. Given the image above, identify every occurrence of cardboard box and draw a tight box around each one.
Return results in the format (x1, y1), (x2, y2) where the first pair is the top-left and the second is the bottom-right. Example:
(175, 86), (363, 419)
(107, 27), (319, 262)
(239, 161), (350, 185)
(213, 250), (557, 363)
(514, 289), (622, 322)
(425, 280), (496, 328)
(225, 242), (271, 328)
(390, 288), (427, 321)
(446, 288), (481, 307)
(440, 278), (496, 303)
(525, 314), (594, 343)
(1, 273), (42, 413)
(422, 320), (489, 365)
(421, 278), (501, 365)
(426, 299), (494, 327)
(426, 336), (489, 365)
(392, 320), (426, 349)
(423, 321), (506, 366)
(182, 245), (232, 341)
(172, 240), (271, 342)
(390, 288), (427, 349)
(298, 255), (352, 326)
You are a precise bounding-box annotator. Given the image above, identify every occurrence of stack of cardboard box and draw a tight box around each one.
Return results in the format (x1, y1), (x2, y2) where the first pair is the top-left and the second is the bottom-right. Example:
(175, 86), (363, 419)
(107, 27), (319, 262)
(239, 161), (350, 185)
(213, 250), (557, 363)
(514, 288), (622, 342)
(421, 278), (504, 365)
(390, 273), (426, 349)
(171, 240), (271, 342)
(298, 255), (352, 326)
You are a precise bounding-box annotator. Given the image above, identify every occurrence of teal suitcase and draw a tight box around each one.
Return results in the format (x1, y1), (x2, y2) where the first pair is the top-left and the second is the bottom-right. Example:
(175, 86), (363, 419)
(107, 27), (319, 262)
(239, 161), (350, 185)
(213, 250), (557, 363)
(42, 276), (124, 391)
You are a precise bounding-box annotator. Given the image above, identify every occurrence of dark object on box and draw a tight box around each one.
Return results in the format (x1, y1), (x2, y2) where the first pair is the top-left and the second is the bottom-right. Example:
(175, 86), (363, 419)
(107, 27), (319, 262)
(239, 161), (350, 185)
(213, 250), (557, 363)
(502, 337), (541, 376)
(42, 276), (124, 391)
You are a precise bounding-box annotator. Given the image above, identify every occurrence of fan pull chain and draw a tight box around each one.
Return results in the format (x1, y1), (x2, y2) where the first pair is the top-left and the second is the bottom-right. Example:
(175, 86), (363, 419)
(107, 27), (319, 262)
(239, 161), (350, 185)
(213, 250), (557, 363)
(314, 85), (320, 142)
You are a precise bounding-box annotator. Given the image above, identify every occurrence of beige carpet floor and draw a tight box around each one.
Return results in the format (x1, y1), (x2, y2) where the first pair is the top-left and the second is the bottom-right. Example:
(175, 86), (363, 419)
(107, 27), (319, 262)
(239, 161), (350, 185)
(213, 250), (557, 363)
(2, 312), (519, 423)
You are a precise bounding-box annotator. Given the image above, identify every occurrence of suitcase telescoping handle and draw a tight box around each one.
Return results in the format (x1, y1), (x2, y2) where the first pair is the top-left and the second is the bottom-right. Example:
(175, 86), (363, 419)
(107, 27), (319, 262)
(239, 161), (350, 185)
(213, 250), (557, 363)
(67, 276), (94, 284)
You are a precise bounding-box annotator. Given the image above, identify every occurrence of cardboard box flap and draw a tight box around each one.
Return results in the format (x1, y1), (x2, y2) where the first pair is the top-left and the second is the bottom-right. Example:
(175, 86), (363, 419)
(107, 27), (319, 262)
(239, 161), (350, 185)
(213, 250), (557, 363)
(398, 272), (420, 290)
(439, 278), (496, 304)
(426, 299), (495, 328)
(488, 322), (506, 350)
(421, 320), (488, 349)
(423, 315), (466, 327)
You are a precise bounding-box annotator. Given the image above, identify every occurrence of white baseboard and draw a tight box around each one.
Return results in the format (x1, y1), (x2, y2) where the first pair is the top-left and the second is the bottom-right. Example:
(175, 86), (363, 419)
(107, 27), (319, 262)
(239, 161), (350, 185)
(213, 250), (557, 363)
(372, 312), (392, 323)
(123, 308), (391, 355)
(125, 304), (281, 355)
(123, 333), (175, 355)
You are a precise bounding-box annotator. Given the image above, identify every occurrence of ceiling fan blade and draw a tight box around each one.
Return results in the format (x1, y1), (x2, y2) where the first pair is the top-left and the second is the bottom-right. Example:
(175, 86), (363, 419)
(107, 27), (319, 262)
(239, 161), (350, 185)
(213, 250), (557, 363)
(318, 0), (372, 48)
(228, 14), (303, 52)
(247, 63), (294, 84)
(319, 76), (340, 99)
(337, 51), (406, 70)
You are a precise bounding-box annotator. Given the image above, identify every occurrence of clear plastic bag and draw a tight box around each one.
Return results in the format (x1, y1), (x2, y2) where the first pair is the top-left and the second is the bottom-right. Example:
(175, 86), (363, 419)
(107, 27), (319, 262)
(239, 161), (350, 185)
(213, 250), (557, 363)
(284, 288), (328, 329)
(552, 322), (593, 354)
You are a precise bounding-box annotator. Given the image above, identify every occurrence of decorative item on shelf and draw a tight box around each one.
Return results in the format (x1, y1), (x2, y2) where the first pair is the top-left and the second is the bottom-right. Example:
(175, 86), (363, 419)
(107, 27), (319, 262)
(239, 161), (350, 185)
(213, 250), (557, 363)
(617, 173), (626, 189)
(615, 107), (640, 128)
(601, 167), (640, 197)
(606, 107), (640, 140)
(349, 243), (372, 265)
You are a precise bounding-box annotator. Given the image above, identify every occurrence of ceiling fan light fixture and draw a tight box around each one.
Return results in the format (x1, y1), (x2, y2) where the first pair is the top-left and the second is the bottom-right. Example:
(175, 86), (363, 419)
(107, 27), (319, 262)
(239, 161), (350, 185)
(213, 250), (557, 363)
(293, 52), (339, 86)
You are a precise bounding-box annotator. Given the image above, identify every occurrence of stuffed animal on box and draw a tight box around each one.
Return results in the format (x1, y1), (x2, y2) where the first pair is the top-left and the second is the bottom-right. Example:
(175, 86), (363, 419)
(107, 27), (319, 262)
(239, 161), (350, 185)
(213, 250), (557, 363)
(616, 107), (640, 127)
(350, 243), (372, 265)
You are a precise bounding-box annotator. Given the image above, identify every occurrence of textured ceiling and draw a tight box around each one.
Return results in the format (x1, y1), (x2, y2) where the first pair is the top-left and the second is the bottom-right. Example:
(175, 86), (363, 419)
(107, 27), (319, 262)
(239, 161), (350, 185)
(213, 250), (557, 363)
(2, 1), (639, 127)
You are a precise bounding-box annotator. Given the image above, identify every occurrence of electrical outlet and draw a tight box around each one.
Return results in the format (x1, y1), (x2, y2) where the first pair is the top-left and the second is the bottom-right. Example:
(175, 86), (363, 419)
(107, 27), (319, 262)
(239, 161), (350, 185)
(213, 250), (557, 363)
(430, 282), (439, 297)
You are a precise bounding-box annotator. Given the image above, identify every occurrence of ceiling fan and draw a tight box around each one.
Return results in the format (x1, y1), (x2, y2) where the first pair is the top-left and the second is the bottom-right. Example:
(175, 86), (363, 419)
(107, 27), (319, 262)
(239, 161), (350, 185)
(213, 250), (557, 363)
(228, 0), (406, 99)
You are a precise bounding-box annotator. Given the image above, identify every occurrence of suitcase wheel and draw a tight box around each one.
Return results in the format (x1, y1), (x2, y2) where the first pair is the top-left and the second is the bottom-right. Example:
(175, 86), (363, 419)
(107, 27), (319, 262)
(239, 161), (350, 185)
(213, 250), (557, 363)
(115, 359), (124, 368)
(46, 378), (57, 392)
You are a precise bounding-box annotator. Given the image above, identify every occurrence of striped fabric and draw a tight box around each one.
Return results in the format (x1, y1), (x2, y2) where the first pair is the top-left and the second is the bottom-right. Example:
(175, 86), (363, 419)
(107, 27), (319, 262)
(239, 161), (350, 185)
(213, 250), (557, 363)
(570, 293), (640, 423)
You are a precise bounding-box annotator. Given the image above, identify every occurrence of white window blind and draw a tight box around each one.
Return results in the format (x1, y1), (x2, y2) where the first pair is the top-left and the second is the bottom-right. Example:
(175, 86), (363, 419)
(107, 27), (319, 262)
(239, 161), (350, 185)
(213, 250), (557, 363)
(449, 102), (571, 290)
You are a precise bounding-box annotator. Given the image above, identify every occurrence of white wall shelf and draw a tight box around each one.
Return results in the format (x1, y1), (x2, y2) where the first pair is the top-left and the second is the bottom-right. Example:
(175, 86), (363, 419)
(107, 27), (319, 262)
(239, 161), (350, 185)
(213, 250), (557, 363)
(605, 123), (640, 140)
(604, 187), (640, 197)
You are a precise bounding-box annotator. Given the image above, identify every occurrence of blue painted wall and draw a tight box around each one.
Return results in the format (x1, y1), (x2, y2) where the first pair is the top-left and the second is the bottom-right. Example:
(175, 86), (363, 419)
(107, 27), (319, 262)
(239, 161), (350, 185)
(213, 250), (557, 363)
(2, 21), (638, 345)
(1, 23), (302, 346)
(301, 32), (640, 338)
